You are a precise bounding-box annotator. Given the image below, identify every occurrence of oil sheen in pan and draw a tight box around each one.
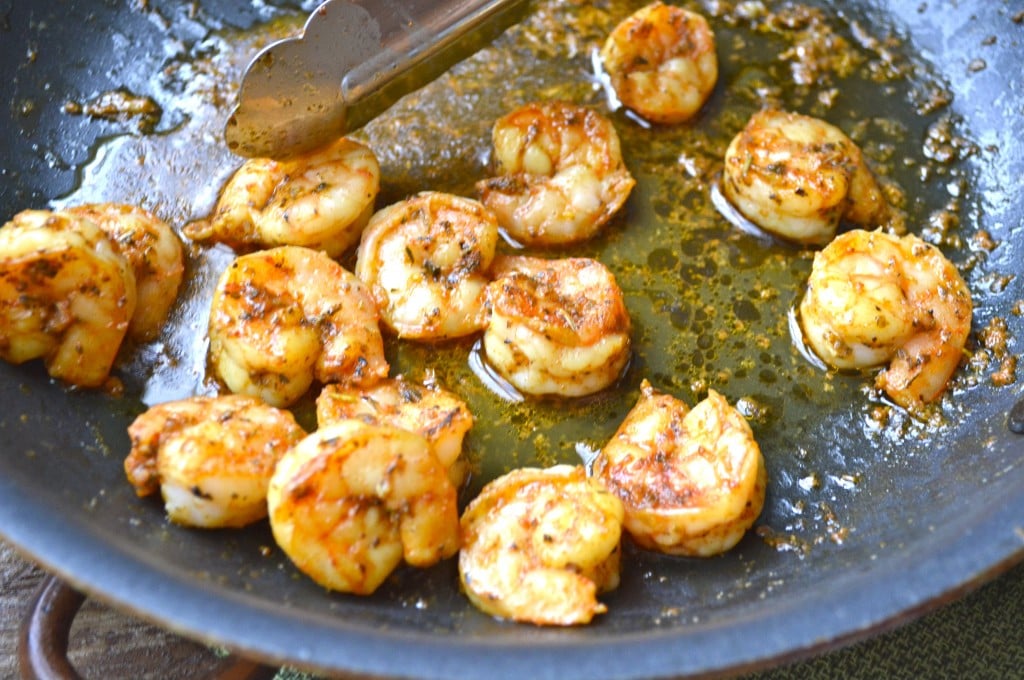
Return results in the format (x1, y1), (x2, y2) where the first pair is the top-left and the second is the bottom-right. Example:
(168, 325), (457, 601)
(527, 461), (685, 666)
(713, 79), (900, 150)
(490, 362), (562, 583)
(51, 0), (1010, 597)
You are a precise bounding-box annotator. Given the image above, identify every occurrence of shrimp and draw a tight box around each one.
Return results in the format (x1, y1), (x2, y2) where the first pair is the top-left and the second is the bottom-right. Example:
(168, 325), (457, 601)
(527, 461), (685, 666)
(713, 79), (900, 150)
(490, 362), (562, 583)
(798, 228), (973, 412)
(600, 2), (718, 125)
(184, 137), (380, 257)
(209, 245), (389, 408)
(722, 109), (891, 245)
(267, 420), (460, 595)
(354, 192), (498, 340)
(65, 203), (184, 341)
(593, 381), (766, 557)
(0, 209), (136, 388)
(482, 255), (632, 398)
(317, 375), (474, 488)
(458, 465), (624, 626)
(475, 101), (635, 246)
(124, 394), (306, 529)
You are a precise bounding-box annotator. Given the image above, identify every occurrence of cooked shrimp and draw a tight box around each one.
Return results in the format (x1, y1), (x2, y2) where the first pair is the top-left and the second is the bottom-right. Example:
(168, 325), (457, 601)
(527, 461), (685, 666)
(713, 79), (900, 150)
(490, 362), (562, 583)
(593, 381), (766, 557)
(722, 109), (891, 245)
(600, 2), (718, 124)
(459, 465), (624, 626)
(798, 228), (972, 411)
(317, 374), (474, 488)
(354, 192), (498, 340)
(476, 101), (635, 246)
(0, 210), (136, 388)
(209, 245), (389, 408)
(267, 420), (460, 595)
(124, 394), (305, 529)
(482, 255), (631, 398)
(184, 137), (380, 257)
(65, 203), (184, 341)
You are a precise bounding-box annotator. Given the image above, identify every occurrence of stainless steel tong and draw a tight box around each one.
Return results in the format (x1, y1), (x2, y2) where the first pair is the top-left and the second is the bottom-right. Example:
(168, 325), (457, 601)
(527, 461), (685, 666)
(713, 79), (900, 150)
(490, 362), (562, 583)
(224, 0), (528, 159)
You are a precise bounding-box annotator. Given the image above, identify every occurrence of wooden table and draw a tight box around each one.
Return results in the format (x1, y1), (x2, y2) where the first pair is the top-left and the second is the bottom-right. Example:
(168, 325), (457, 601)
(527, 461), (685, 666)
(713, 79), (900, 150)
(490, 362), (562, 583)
(3, 538), (1022, 679)
(1, 540), (227, 679)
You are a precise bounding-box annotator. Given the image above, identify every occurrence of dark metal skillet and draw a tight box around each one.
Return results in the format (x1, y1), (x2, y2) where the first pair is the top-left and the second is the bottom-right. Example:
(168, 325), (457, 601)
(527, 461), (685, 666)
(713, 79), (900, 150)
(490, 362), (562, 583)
(1, 1), (1023, 678)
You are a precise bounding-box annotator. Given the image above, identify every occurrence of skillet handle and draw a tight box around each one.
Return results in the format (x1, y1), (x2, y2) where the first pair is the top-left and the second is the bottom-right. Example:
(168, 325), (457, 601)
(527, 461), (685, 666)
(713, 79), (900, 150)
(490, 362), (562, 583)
(18, 574), (278, 680)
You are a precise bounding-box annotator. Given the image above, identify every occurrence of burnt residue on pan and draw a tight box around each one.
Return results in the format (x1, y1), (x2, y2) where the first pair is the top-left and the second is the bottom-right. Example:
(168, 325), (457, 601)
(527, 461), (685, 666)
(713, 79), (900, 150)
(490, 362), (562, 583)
(2, 0), (1022, 650)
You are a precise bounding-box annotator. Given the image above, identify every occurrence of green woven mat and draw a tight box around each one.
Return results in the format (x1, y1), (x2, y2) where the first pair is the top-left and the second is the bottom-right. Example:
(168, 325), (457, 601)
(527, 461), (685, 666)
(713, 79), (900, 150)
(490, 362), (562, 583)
(274, 560), (1024, 679)
(750, 560), (1024, 679)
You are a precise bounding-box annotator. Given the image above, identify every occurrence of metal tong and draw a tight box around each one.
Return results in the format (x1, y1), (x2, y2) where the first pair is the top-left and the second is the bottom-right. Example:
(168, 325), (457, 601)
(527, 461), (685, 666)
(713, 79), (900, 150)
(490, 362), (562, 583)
(224, 0), (528, 159)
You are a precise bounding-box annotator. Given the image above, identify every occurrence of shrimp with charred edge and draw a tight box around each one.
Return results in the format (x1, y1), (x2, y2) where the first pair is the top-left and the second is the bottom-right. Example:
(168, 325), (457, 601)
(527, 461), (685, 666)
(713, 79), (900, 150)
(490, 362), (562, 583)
(208, 245), (388, 408)
(268, 420), (460, 595)
(482, 255), (632, 398)
(316, 374), (474, 488)
(459, 465), (624, 626)
(600, 2), (718, 124)
(355, 191), (498, 340)
(125, 394), (306, 529)
(0, 209), (136, 388)
(185, 137), (379, 257)
(594, 380), (767, 557)
(722, 109), (891, 245)
(65, 203), (184, 342)
(798, 228), (972, 412)
(476, 101), (635, 246)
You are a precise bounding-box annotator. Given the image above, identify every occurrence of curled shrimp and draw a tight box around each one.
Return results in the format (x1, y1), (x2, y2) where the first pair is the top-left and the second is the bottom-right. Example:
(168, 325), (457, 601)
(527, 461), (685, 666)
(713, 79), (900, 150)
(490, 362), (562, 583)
(593, 380), (767, 557)
(124, 394), (306, 529)
(458, 465), (624, 626)
(354, 192), (498, 340)
(316, 375), (474, 488)
(267, 420), (460, 595)
(476, 101), (635, 246)
(798, 228), (973, 412)
(483, 255), (632, 398)
(185, 137), (380, 257)
(65, 203), (184, 341)
(600, 2), (718, 124)
(0, 210), (136, 388)
(722, 109), (891, 245)
(209, 245), (389, 408)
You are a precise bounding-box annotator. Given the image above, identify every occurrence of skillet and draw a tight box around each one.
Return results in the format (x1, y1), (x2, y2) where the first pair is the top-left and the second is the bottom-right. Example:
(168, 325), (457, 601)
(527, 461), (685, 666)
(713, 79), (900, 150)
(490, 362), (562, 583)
(1, 1), (1023, 678)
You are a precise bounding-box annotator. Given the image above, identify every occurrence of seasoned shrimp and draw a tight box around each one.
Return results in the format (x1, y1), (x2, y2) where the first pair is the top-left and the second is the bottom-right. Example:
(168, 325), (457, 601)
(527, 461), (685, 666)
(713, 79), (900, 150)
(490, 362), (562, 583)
(798, 229), (972, 411)
(722, 109), (891, 245)
(459, 465), (624, 626)
(267, 420), (460, 595)
(600, 2), (718, 124)
(317, 374), (474, 488)
(354, 192), (498, 340)
(65, 203), (184, 341)
(185, 137), (379, 257)
(593, 381), (766, 557)
(0, 210), (136, 388)
(209, 245), (389, 408)
(124, 394), (305, 529)
(476, 101), (635, 246)
(483, 255), (632, 397)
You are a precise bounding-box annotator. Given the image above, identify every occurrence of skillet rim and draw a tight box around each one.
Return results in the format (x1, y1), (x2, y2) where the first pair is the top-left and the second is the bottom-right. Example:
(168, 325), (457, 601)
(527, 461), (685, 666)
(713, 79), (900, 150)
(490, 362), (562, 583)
(1, 460), (1021, 679)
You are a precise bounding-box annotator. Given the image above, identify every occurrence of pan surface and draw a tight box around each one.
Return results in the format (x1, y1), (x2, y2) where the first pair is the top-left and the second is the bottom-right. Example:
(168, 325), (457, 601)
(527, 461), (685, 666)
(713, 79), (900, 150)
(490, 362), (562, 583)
(1, 1), (1023, 678)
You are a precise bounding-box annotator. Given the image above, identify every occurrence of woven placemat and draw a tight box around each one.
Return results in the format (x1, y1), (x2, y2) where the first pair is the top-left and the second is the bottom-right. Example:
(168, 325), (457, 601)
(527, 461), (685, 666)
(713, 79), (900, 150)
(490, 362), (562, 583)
(750, 560), (1024, 679)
